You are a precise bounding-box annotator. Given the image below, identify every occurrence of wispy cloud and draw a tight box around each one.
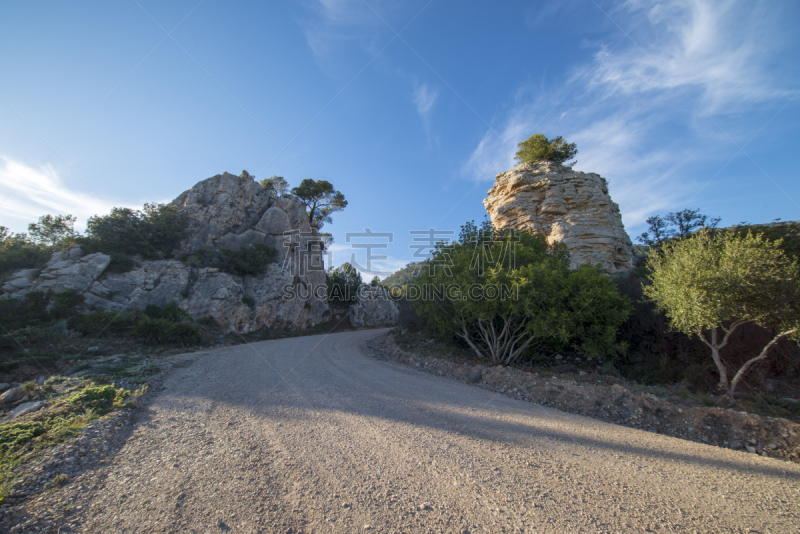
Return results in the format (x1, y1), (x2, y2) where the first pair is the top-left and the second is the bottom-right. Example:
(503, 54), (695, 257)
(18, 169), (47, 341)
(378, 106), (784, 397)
(586, 0), (788, 110)
(300, 0), (394, 66)
(464, 0), (794, 232)
(0, 156), (135, 234)
(413, 81), (439, 146)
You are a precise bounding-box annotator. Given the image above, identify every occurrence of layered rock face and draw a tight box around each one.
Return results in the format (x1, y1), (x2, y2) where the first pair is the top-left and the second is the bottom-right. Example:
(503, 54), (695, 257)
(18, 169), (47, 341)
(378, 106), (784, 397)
(483, 162), (634, 273)
(1, 173), (330, 332)
(348, 285), (399, 328)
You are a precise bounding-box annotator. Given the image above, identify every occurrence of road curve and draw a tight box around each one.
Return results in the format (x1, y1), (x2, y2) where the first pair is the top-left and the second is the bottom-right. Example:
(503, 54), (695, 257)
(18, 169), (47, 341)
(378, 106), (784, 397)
(31, 329), (800, 532)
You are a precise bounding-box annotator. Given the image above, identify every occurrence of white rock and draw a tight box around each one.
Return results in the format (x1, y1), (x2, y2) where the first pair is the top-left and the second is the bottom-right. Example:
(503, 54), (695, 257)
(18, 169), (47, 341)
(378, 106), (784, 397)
(483, 161), (634, 273)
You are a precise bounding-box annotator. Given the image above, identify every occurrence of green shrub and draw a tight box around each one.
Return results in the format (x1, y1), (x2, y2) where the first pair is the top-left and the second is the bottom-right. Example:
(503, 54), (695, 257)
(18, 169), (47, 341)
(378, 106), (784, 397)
(412, 220), (630, 365)
(142, 302), (192, 322)
(67, 385), (116, 413)
(0, 289), (83, 336)
(242, 296), (255, 308)
(69, 310), (134, 337)
(70, 303), (200, 346)
(49, 289), (84, 319)
(131, 315), (200, 345)
(182, 244), (277, 276)
(0, 232), (52, 281)
(76, 203), (189, 261)
(0, 421), (45, 454)
(327, 262), (362, 306)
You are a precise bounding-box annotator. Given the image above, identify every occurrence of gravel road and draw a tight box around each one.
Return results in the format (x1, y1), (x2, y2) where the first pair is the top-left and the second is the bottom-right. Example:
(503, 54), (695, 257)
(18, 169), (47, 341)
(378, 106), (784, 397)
(23, 329), (800, 533)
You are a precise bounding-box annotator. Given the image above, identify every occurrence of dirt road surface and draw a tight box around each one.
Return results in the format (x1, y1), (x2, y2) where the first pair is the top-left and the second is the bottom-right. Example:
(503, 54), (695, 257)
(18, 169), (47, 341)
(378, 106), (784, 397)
(25, 329), (800, 533)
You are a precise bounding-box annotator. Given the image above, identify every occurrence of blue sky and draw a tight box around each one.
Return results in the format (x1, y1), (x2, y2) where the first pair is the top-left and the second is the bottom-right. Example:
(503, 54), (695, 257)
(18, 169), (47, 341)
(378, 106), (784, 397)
(2, 0), (799, 277)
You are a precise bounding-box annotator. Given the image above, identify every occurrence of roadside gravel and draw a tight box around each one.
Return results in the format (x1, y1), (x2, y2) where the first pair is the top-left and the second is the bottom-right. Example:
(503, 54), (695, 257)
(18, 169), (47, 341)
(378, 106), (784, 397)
(11, 328), (800, 533)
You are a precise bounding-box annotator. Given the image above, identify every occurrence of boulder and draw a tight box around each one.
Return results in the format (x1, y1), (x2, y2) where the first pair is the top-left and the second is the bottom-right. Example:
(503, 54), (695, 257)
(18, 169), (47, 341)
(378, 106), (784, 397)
(0, 386), (26, 404)
(2, 246), (111, 296)
(3, 401), (45, 422)
(349, 285), (399, 328)
(483, 161), (634, 273)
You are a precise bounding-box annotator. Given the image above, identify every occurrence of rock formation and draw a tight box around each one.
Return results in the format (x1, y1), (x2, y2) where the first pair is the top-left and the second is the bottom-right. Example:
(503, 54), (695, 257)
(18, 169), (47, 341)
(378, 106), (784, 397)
(348, 285), (399, 328)
(1, 172), (330, 332)
(483, 161), (634, 273)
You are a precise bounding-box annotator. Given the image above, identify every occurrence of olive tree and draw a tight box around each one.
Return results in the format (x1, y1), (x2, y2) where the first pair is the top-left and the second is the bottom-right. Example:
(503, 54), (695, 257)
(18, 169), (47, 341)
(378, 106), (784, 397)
(644, 230), (800, 403)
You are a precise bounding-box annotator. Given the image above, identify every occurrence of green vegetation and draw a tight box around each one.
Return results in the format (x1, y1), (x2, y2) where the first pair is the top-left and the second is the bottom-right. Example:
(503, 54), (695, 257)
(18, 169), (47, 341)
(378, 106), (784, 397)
(637, 208), (721, 247)
(71, 303), (201, 346)
(0, 289), (85, 354)
(181, 243), (278, 275)
(0, 227), (53, 283)
(731, 220), (800, 260)
(644, 229), (800, 403)
(259, 175), (290, 196)
(514, 133), (578, 166)
(326, 262), (362, 306)
(0, 381), (137, 501)
(76, 203), (189, 268)
(27, 214), (77, 246)
(410, 220), (630, 365)
(382, 261), (426, 289)
(291, 179), (347, 229)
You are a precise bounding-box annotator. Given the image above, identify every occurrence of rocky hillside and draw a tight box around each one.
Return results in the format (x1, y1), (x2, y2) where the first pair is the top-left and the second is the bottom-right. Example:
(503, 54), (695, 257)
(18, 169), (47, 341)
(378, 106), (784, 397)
(483, 161), (634, 273)
(1, 173), (330, 333)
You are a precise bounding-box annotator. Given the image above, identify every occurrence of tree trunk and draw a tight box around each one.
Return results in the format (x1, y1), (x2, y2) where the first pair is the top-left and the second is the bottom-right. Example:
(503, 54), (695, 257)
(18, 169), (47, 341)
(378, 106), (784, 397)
(458, 315), (537, 365)
(699, 321), (746, 394)
(726, 329), (798, 403)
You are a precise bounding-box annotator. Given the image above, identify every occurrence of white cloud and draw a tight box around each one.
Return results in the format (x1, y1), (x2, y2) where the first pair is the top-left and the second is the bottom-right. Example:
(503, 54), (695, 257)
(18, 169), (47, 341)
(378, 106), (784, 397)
(463, 0), (793, 233)
(0, 156), (135, 234)
(412, 82), (439, 146)
(413, 82), (437, 117)
(300, 0), (394, 64)
(586, 0), (787, 111)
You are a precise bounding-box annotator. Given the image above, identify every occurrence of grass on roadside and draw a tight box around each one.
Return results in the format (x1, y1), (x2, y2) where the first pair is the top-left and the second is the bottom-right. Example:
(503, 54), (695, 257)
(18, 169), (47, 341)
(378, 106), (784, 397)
(0, 381), (139, 503)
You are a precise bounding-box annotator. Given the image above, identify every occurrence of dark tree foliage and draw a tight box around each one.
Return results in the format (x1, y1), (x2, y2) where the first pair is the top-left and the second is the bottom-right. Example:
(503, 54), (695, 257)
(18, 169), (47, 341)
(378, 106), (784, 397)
(515, 134), (578, 166)
(27, 214), (77, 246)
(637, 208), (720, 247)
(0, 229), (52, 279)
(326, 262), (362, 306)
(77, 203), (190, 262)
(69, 303), (201, 346)
(291, 179), (347, 229)
(181, 244), (278, 276)
(0, 289), (84, 336)
(412, 220), (629, 364)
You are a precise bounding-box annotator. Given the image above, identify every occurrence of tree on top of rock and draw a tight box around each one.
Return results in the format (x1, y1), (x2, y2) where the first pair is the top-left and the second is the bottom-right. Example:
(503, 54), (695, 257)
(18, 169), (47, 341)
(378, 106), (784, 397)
(291, 179), (348, 229)
(515, 134), (577, 167)
(260, 175), (290, 197)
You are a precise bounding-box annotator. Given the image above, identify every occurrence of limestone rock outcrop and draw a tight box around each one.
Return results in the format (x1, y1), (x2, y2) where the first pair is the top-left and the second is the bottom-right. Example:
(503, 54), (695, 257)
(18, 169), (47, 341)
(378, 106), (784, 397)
(169, 172), (313, 253)
(348, 285), (399, 328)
(1, 172), (330, 333)
(483, 161), (634, 273)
